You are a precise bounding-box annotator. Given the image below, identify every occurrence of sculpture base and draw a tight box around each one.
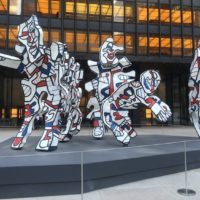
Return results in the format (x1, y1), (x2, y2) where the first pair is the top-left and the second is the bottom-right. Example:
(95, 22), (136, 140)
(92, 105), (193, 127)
(0, 134), (199, 198)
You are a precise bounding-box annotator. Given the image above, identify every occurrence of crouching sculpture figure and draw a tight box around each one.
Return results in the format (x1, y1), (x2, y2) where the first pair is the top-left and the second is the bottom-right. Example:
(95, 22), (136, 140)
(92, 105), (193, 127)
(0, 15), (83, 151)
(85, 38), (172, 146)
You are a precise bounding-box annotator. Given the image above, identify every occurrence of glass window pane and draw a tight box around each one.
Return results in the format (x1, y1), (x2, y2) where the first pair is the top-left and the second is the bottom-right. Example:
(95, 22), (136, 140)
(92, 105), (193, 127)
(194, 8), (200, 27)
(89, 32), (100, 52)
(182, 7), (192, 25)
(183, 37), (193, 57)
(0, 0), (8, 13)
(65, 0), (74, 19)
(160, 5), (170, 24)
(89, 0), (100, 21)
(126, 1), (135, 23)
(43, 28), (49, 46)
(0, 26), (6, 48)
(76, 32), (87, 52)
(149, 3), (158, 24)
(149, 36), (159, 55)
(9, 26), (18, 49)
(172, 37), (182, 56)
(101, 0), (112, 22)
(10, 0), (21, 15)
(137, 3), (147, 23)
(51, 29), (61, 42)
(37, 0), (49, 16)
(161, 36), (170, 56)
(101, 32), (112, 44)
(65, 30), (74, 52)
(114, 0), (124, 22)
(51, 0), (60, 17)
(76, 0), (87, 20)
(23, 0), (35, 16)
(172, 5), (181, 25)
(126, 34), (135, 54)
(194, 38), (200, 49)
(114, 32), (124, 49)
(138, 36), (147, 55)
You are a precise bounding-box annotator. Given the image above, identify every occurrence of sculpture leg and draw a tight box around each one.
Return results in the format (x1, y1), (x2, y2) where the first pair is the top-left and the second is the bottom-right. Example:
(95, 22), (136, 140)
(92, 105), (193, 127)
(120, 117), (137, 138)
(36, 105), (60, 151)
(92, 111), (105, 139)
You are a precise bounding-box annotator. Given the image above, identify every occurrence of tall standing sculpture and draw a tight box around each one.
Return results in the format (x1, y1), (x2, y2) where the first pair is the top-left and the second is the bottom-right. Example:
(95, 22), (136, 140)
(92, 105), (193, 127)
(85, 38), (136, 140)
(86, 38), (172, 146)
(0, 15), (83, 151)
(188, 40), (200, 136)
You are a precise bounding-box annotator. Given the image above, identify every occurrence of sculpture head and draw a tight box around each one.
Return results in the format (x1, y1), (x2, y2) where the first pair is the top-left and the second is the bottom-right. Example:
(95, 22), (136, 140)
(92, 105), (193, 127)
(140, 70), (161, 94)
(99, 38), (123, 68)
(17, 15), (44, 63)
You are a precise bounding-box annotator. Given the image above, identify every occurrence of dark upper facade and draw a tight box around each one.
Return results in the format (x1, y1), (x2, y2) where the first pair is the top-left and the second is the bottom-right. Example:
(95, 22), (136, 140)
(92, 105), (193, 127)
(0, 0), (200, 126)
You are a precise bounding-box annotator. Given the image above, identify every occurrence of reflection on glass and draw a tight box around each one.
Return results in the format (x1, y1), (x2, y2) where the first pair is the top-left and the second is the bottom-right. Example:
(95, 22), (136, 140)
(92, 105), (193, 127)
(37, 0), (49, 16)
(194, 38), (200, 49)
(172, 5), (181, 24)
(0, 26), (6, 48)
(76, 32), (87, 52)
(89, 0), (100, 20)
(126, 1), (135, 23)
(10, 0), (21, 15)
(149, 3), (159, 24)
(9, 26), (18, 48)
(184, 38), (193, 56)
(160, 5), (170, 24)
(126, 34), (134, 54)
(114, 32), (124, 49)
(138, 36), (147, 55)
(0, 0), (7, 13)
(51, 29), (61, 42)
(101, 32), (112, 43)
(114, 0), (124, 22)
(76, 0), (87, 20)
(89, 32), (100, 52)
(182, 7), (192, 25)
(65, 31), (74, 52)
(23, 0), (35, 16)
(172, 37), (182, 56)
(65, 0), (74, 19)
(137, 3), (147, 23)
(101, 0), (112, 22)
(51, 0), (60, 17)
(149, 36), (159, 55)
(194, 9), (200, 27)
(43, 29), (49, 46)
(161, 37), (170, 56)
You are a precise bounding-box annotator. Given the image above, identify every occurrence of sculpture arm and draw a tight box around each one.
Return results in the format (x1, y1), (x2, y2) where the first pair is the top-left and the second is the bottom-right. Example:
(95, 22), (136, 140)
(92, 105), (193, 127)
(0, 53), (21, 69)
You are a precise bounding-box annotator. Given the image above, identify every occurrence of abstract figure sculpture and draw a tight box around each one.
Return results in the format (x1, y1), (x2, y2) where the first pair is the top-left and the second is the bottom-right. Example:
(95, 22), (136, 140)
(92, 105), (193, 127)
(188, 40), (200, 136)
(86, 38), (172, 146)
(0, 15), (83, 151)
(85, 38), (136, 140)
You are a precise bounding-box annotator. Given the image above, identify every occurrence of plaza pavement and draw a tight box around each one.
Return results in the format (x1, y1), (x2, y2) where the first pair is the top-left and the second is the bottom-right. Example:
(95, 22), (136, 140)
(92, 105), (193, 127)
(0, 125), (200, 200)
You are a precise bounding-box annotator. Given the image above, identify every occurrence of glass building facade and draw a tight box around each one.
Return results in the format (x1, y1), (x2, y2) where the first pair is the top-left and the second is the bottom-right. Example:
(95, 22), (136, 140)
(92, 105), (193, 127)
(0, 0), (200, 126)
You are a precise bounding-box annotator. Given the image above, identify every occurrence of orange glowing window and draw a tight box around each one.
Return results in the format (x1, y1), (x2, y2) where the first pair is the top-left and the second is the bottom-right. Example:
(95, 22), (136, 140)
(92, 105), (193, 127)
(146, 109), (152, 119)
(138, 6), (147, 22)
(161, 37), (170, 48)
(76, 32), (87, 52)
(51, 29), (61, 42)
(89, 3), (100, 16)
(43, 29), (49, 46)
(11, 108), (18, 118)
(0, 26), (6, 48)
(172, 37), (182, 56)
(184, 38), (192, 49)
(160, 8), (170, 23)
(139, 36), (147, 47)
(101, 33), (112, 44)
(149, 7), (159, 22)
(66, 1), (74, 13)
(101, 2), (112, 17)
(184, 38), (193, 56)
(126, 34), (134, 54)
(114, 32), (124, 48)
(65, 31), (74, 52)
(149, 37), (159, 47)
(182, 10), (192, 24)
(0, 0), (7, 13)
(89, 33), (100, 52)
(114, 1), (124, 22)
(126, 6), (133, 18)
(51, 0), (60, 16)
(172, 6), (181, 24)
(37, 0), (49, 15)
(9, 26), (18, 48)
